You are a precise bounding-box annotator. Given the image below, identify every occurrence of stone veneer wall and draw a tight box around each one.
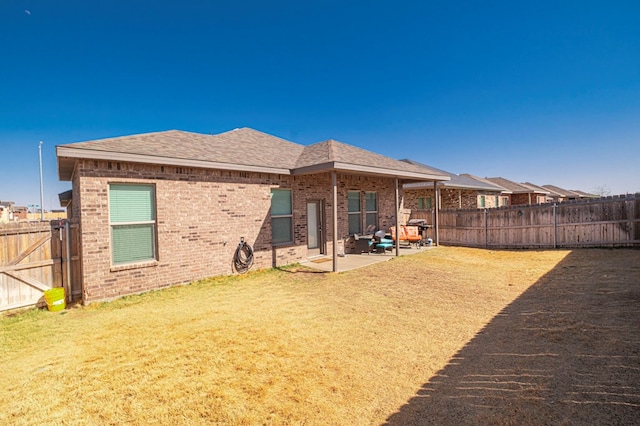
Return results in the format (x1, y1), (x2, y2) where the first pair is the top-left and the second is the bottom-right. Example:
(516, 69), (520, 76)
(74, 160), (399, 303)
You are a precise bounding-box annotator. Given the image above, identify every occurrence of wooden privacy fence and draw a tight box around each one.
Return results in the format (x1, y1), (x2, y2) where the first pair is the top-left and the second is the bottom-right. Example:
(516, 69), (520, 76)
(1, 220), (81, 312)
(413, 193), (640, 249)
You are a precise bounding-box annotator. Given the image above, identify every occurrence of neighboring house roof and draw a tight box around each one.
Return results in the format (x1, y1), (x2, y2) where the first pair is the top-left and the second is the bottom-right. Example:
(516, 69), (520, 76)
(460, 174), (513, 194)
(57, 128), (450, 183)
(400, 160), (502, 191)
(542, 184), (583, 198)
(521, 182), (552, 195)
(484, 177), (547, 194)
(568, 189), (600, 198)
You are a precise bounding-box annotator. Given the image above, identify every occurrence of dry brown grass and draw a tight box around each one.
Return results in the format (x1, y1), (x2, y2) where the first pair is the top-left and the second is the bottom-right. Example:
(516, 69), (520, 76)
(1, 246), (638, 425)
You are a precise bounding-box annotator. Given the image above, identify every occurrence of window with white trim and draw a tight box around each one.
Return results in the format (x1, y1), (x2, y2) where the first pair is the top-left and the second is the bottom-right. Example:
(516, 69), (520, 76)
(271, 189), (293, 244)
(109, 183), (157, 265)
(348, 191), (361, 234)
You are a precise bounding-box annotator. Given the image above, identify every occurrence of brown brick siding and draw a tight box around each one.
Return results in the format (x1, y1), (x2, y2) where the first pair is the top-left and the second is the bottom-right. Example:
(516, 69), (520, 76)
(75, 160), (400, 303)
(404, 187), (483, 211)
(510, 193), (546, 206)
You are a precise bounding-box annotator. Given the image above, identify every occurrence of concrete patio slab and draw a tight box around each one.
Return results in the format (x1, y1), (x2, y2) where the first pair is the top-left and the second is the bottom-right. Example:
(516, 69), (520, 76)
(300, 245), (434, 273)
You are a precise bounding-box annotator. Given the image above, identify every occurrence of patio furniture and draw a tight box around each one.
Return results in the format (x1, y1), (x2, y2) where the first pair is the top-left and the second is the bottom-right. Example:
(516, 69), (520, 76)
(390, 225), (422, 248)
(371, 233), (393, 253)
(353, 233), (393, 254)
(353, 234), (373, 253)
(407, 219), (431, 245)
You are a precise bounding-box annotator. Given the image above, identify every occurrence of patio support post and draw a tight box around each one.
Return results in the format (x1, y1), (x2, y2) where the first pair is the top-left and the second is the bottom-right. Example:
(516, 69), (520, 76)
(332, 171), (338, 272)
(434, 180), (440, 246)
(394, 178), (400, 257)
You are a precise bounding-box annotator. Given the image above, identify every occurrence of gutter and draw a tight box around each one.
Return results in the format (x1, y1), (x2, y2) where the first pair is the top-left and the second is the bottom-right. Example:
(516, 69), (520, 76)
(56, 146), (292, 179)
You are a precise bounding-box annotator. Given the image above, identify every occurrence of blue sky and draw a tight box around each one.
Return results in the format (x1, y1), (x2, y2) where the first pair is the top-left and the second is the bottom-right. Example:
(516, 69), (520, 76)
(1, 0), (639, 209)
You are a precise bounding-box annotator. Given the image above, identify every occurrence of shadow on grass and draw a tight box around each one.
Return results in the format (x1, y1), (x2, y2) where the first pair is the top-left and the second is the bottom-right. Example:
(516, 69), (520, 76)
(384, 249), (640, 425)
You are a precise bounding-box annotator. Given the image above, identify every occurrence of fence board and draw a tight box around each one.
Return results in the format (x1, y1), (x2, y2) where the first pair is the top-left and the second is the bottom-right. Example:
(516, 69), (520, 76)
(411, 194), (640, 249)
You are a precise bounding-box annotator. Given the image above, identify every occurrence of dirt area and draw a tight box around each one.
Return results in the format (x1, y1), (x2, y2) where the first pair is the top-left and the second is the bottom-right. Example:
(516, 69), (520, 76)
(1, 247), (638, 425)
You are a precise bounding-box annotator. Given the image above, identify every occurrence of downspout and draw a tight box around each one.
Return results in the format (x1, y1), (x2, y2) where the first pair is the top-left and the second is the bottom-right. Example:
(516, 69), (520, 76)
(434, 181), (440, 246)
(395, 178), (400, 257)
(332, 171), (338, 272)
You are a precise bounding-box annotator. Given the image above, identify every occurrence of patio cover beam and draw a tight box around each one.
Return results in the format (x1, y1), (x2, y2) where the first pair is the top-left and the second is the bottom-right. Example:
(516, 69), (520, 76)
(332, 171), (338, 273)
(395, 178), (400, 257)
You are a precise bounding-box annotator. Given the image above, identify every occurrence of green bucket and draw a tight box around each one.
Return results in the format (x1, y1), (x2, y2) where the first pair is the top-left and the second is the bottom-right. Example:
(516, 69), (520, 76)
(44, 287), (66, 312)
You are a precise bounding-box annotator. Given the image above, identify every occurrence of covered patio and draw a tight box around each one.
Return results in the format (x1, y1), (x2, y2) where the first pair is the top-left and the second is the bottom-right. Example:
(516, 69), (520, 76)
(301, 244), (434, 273)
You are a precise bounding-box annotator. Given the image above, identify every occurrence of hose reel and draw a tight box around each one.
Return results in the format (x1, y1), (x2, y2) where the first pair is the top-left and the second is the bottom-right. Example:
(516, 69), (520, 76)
(233, 237), (254, 274)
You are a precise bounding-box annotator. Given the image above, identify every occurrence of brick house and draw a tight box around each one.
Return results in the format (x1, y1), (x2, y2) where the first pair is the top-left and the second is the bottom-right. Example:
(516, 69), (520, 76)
(400, 161), (505, 218)
(541, 184), (598, 202)
(483, 177), (549, 205)
(56, 128), (449, 303)
(521, 182), (555, 202)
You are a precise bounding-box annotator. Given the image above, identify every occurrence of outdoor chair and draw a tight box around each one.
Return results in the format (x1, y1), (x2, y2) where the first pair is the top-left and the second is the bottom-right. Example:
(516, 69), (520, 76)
(390, 225), (422, 248)
(353, 234), (372, 253)
(371, 233), (393, 254)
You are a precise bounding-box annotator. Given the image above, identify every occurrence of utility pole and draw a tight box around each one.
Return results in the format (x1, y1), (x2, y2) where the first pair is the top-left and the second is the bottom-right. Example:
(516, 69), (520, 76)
(39, 141), (45, 221)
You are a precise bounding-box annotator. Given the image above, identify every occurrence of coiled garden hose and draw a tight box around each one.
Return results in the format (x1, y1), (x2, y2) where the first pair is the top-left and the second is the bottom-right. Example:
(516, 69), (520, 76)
(233, 237), (254, 274)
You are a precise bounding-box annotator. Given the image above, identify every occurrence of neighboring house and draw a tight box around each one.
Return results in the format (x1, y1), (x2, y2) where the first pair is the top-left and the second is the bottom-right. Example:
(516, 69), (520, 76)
(482, 177), (549, 205)
(56, 127), (449, 303)
(542, 185), (597, 201)
(0, 201), (13, 223)
(0, 201), (10, 223)
(521, 182), (555, 203)
(459, 174), (512, 208)
(401, 161), (505, 210)
(568, 189), (600, 199)
(12, 206), (28, 221)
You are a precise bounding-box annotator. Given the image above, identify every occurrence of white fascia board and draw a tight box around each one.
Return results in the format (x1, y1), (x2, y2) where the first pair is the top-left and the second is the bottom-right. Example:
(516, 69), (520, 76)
(56, 146), (292, 175)
(404, 182), (502, 191)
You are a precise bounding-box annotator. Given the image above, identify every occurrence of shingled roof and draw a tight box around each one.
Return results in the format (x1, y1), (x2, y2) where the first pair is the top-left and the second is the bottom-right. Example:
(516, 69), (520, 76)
(459, 174), (512, 194)
(293, 140), (450, 180)
(400, 160), (502, 191)
(57, 128), (305, 179)
(57, 128), (449, 182)
(484, 177), (548, 194)
(541, 184), (582, 198)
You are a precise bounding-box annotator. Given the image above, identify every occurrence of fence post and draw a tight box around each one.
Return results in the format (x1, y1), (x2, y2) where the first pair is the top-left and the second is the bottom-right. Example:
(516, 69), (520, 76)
(553, 203), (558, 249)
(433, 181), (440, 246)
(484, 208), (488, 248)
(64, 220), (73, 302)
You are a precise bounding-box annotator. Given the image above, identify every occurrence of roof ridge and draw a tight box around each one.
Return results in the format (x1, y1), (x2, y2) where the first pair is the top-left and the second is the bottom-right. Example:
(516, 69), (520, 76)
(327, 139), (338, 161)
